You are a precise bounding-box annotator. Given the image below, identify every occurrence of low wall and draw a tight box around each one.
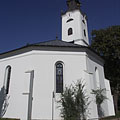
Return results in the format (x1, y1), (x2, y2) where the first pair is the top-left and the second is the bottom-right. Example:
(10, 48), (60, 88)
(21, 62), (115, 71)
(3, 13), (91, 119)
(0, 118), (20, 120)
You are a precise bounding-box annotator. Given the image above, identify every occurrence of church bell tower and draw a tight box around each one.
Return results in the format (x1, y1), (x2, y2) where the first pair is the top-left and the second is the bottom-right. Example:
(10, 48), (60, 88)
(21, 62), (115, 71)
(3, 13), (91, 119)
(62, 0), (89, 46)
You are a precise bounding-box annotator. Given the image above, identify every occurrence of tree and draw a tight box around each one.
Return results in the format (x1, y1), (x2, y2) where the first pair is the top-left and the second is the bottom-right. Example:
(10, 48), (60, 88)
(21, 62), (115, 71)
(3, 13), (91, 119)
(0, 87), (9, 118)
(58, 80), (90, 120)
(74, 81), (90, 119)
(59, 86), (77, 120)
(91, 88), (107, 118)
(90, 25), (120, 113)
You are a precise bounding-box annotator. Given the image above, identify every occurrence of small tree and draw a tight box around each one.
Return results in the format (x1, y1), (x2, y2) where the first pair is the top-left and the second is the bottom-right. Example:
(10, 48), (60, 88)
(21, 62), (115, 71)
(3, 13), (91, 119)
(0, 87), (9, 118)
(74, 81), (90, 120)
(60, 86), (77, 120)
(91, 88), (107, 118)
(58, 80), (90, 120)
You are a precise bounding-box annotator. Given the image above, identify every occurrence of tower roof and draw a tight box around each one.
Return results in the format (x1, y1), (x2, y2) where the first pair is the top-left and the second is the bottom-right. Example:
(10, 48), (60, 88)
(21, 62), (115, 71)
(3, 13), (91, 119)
(66, 0), (81, 11)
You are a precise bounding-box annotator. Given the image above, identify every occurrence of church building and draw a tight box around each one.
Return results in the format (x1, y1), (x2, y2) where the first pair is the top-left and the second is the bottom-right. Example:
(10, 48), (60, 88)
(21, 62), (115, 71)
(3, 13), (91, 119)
(0, 0), (115, 120)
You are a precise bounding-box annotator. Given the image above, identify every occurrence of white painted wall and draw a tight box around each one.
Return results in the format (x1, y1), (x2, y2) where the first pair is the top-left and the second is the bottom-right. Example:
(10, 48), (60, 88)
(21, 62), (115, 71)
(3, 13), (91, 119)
(104, 79), (115, 116)
(0, 50), (87, 120)
(86, 54), (115, 118)
(62, 10), (89, 46)
(0, 49), (115, 120)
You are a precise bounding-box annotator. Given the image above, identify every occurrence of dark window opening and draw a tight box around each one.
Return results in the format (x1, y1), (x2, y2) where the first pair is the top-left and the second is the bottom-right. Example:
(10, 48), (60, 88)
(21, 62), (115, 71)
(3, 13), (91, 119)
(4, 66), (11, 94)
(56, 62), (63, 93)
(84, 29), (86, 37)
(68, 28), (73, 36)
(66, 18), (74, 23)
(82, 20), (85, 24)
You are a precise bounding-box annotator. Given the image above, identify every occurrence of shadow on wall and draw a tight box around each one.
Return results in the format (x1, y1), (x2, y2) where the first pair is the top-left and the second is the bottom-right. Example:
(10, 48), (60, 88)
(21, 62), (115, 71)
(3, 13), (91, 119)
(0, 86), (9, 118)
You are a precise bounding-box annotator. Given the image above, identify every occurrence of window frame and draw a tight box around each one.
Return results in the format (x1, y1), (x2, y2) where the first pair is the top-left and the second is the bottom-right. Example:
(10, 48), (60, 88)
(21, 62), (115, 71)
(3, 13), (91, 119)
(84, 29), (86, 37)
(95, 67), (100, 88)
(4, 65), (11, 94)
(68, 28), (73, 36)
(55, 61), (64, 93)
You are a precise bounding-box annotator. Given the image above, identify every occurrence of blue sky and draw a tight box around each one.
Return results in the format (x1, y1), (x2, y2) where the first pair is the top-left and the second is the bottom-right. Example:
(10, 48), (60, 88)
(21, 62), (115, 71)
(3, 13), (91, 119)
(0, 0), (119, 53)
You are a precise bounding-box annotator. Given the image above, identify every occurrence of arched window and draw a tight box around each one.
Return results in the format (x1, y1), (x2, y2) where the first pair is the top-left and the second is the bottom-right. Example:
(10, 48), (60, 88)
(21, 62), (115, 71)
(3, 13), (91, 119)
(66, 18), (74, 23)
(4, 65), (11, 94)
(82, 20), (85, 24)
(56, 62), (63, 93)
(84, 29), (86, 37)
(95, 67), (100, 88)
(68, 28), (73, 36)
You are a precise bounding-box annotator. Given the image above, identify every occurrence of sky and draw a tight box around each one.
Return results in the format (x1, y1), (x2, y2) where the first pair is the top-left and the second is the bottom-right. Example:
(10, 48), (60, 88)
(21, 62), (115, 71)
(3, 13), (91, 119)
(0, 0), (120, 53)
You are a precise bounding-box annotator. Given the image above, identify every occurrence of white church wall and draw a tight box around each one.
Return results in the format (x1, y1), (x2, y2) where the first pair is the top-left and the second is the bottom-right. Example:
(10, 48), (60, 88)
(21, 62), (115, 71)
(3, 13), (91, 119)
(0, 50), (87, 120)
(104, 79), (115, 116)
(0, 52), (35, 120)
(31, 50), (87, 119)
(86, 54), (115, 118)
(0, 64), (6, 89)
(83, 55), (99, 119)
(83, 70), (98, 119)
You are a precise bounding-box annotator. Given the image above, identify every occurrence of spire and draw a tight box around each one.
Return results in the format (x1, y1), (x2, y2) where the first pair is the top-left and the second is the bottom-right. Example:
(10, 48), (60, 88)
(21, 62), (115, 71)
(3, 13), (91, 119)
(66, 0), (81, 11)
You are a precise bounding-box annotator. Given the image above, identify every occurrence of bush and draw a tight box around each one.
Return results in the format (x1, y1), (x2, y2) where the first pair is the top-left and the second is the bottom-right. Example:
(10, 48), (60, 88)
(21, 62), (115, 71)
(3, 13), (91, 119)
(58, 80), (90, 120)
(91, 88), (107, 118)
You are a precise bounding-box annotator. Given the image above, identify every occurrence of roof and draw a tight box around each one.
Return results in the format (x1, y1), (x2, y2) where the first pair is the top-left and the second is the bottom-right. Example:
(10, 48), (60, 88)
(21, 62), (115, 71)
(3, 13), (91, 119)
(0, 39), (85, 56)
(0, 39), (104, 65)
(34, 39), (83, 47)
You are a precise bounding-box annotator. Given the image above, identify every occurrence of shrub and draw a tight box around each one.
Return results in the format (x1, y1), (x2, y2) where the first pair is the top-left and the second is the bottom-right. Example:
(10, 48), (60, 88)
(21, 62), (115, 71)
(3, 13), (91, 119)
(58, 80), (90, 120)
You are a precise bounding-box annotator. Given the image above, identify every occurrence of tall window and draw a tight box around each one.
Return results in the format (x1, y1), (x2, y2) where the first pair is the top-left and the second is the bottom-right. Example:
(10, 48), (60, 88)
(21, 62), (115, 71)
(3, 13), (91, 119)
(95, 67), (100, 88)
(84, 29), (86, 37)
(56, 62), (63, 93)
(4, 66), (11, 94)
(68, 28), (73, 36)
(82, 20), (85, 24)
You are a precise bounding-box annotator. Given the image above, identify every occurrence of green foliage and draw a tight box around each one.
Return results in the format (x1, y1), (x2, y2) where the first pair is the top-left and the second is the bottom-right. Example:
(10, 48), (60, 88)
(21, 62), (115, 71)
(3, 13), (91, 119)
(58, 80), (90, 120)
(91, 88), (107, 117)
(91, 88), (107, 105)
(74, 81), (90, 119)
(0, 87), (9, 118)
(91, 25), (120, 90)
(60, 86), (77, 120)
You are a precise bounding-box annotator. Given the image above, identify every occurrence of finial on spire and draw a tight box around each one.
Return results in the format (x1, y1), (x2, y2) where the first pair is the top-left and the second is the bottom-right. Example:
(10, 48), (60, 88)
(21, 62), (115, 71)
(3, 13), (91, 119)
(66, 0), (81, 11)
